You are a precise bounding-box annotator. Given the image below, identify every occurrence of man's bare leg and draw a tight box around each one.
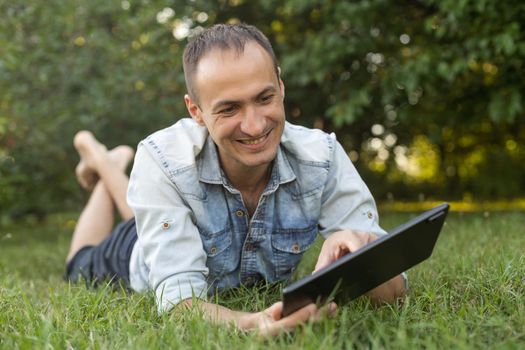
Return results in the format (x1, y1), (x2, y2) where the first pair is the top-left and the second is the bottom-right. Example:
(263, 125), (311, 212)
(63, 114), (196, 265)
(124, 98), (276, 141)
(66, 181), (114, 262)
(66, 132), (134, 262)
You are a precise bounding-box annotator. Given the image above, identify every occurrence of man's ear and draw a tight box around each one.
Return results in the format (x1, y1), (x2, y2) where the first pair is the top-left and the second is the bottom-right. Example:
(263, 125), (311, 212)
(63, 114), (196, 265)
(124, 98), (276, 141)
(184, 94), (205, 125)
(277, 67), (285, 100)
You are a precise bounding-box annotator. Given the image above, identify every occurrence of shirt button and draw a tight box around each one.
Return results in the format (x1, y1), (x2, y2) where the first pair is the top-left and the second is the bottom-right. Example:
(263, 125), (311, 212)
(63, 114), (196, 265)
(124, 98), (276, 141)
(162, 222), (170, 229)
(245, 243), (254, 251)
(210, 246), (217, 254)
(235, 210), (244, 217)
(291, 243), (300, 253)
(367, 212), (373, 219)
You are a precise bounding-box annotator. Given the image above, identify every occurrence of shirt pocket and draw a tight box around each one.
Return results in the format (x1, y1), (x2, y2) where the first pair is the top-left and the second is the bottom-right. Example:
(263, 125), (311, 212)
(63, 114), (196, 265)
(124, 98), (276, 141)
(271, 224), (318, 280)
(200, 226), (234, 279)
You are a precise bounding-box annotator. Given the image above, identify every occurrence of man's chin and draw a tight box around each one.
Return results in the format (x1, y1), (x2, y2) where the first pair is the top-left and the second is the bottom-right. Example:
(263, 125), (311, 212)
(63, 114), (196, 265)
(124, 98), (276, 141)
(239, 151), (277, 169)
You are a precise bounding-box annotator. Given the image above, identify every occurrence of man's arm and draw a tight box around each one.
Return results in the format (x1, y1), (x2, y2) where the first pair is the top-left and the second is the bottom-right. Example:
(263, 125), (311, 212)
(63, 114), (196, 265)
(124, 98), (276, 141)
(180, 299), (336, 336)
(127, 144), (210, 311)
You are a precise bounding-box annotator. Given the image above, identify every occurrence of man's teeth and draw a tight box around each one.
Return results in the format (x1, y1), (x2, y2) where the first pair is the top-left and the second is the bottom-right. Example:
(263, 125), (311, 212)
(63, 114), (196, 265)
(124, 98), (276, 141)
(241, 135), (266, 145)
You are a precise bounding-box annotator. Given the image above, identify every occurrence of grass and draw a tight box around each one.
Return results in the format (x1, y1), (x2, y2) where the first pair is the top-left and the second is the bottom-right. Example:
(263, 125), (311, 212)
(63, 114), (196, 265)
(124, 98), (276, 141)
(1, 211), (524, 349)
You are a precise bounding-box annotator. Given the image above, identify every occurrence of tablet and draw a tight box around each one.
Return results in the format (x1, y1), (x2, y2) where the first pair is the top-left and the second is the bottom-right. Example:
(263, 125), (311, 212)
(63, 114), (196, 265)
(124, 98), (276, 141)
(281, 203), (449, 317)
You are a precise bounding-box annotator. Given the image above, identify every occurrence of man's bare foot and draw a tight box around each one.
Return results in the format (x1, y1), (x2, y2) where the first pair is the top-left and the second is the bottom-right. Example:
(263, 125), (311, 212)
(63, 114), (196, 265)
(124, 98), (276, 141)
(74, 131), (108, 191)
(75, 161), (98, 191)
(108, 145), (135, 172)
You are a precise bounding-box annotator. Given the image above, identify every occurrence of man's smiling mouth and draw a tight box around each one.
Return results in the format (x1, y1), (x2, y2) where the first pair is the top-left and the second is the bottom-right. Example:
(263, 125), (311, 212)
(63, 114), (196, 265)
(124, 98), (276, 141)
(238, 131), (270, 145)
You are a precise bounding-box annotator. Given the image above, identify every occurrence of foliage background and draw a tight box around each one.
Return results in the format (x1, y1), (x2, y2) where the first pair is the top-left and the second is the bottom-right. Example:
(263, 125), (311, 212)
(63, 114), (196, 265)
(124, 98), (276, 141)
(1, 0), (524, 219)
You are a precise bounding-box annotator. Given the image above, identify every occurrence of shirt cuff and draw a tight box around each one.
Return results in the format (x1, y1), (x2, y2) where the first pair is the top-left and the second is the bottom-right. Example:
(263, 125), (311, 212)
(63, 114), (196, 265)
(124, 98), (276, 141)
(155, 272), (208, 313)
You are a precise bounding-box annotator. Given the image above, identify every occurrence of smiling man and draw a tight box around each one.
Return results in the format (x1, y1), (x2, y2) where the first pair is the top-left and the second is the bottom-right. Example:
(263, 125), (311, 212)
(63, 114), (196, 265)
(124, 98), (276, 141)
(65, 23), (405, 336)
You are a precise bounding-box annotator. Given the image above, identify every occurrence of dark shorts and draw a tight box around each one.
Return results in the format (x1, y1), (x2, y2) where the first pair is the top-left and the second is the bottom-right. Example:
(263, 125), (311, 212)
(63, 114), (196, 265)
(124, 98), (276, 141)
(65, 218), (138, 287)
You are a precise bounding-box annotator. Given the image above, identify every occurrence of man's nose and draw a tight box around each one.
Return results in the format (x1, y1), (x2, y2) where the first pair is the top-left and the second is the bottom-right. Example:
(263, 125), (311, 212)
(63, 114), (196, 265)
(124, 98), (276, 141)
(240, 105), (265, 137)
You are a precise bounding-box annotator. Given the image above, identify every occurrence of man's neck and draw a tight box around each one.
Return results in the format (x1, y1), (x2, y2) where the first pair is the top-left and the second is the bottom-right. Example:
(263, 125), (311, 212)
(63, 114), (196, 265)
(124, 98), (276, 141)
(221, 161), (272, 217)
(224, 162), (271, 194)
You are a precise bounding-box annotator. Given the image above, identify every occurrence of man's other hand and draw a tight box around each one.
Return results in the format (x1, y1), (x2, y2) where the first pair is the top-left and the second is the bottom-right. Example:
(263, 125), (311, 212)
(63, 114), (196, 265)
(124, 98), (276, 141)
(314, 230), (377, 273)
(313, 230), (406, 304)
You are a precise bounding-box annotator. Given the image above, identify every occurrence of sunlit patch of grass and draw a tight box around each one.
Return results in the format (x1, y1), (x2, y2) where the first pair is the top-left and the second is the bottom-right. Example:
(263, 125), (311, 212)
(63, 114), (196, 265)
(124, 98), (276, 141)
(379, 198), (525, 212)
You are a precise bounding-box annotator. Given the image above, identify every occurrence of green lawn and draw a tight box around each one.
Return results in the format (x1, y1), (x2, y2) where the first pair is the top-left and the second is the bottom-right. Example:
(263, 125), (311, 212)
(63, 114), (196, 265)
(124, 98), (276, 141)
(1, 211), (524, 349)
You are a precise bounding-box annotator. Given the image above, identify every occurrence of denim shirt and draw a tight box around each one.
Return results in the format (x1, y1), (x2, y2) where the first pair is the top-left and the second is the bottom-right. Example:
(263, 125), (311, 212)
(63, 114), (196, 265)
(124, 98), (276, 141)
(127, 118), (387, 312)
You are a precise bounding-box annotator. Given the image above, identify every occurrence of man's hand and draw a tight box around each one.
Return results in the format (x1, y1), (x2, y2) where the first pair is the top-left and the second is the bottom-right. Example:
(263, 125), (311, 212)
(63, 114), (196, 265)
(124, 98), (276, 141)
(314, 229), (376, 273)
(239, 301), (337, 336)
(314, 230), (406, 304)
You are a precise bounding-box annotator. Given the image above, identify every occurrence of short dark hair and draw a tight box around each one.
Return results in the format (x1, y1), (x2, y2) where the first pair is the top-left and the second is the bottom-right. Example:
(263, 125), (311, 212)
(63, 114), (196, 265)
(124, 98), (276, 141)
(182, 23), (279, 103)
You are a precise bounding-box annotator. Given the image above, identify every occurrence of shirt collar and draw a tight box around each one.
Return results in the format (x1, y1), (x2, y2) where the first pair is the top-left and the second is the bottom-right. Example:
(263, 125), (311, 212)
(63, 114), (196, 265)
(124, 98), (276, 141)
(198, 136), (223, 184)
(198, 135), (296, 190)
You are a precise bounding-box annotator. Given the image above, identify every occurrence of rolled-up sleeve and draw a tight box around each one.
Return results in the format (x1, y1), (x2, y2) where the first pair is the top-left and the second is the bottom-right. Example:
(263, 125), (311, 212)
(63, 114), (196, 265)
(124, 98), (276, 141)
(318, 135), (387, 238)
(127, 144), (208, 313)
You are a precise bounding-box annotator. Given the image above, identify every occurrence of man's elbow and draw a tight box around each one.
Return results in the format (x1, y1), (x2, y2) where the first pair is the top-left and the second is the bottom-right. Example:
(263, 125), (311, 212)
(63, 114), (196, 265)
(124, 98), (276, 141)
(366, 275), (407, 305)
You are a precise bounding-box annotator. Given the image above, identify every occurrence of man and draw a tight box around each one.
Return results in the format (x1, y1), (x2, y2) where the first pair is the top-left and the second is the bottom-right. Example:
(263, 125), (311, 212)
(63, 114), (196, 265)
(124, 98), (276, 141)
(66, 23), (405, 336)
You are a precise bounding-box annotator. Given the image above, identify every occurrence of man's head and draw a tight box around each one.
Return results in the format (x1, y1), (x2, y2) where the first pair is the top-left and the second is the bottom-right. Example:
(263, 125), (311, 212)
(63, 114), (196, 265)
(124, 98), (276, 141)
(183, 23), (280, 104)
(182, 23), (286, 177)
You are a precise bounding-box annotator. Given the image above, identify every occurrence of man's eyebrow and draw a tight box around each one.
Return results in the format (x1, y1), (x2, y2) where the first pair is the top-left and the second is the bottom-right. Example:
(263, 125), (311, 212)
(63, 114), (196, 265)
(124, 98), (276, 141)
(253, 86), (277, 100)
(211, 85), (277, 112)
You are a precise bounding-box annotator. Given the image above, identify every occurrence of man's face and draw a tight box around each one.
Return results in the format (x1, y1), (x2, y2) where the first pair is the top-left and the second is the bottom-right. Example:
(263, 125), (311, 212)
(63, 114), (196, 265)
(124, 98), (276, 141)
(185, 41), (285, 175)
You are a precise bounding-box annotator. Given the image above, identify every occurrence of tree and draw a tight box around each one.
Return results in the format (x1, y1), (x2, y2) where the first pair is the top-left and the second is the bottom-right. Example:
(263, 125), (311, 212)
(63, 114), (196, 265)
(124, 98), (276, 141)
(1, 0), (524, 219)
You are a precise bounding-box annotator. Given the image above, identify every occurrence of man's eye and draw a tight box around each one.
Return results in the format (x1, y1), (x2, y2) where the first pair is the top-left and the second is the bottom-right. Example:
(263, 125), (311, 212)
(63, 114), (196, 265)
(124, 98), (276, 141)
(218, 106), (237, 115)
(259, 94), (274, 104)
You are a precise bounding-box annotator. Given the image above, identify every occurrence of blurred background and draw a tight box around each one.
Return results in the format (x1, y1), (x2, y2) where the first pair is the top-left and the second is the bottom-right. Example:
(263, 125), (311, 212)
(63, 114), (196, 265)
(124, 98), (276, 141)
(1, 0), (524, 222)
